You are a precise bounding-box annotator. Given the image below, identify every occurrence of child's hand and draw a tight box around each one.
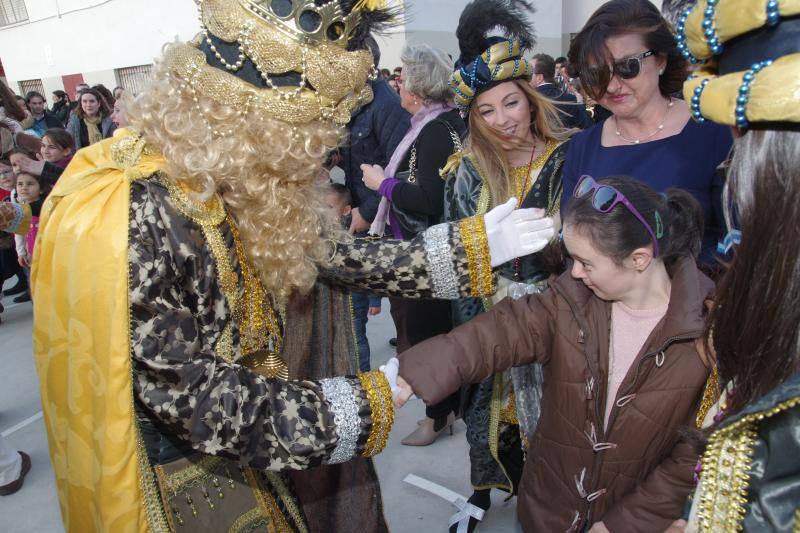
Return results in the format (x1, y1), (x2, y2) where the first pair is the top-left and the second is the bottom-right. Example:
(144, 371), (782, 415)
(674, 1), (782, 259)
(18, 255), (30, 268)
(368, 306), (381, 316)
(394, 376), (414, 408)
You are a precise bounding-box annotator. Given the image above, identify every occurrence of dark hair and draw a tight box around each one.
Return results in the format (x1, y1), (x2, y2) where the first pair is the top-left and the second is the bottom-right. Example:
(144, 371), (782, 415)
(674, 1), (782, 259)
(533, 53), (556, 82)
(113, 86), (125, 94)
(564, 176), (703, 264)
(42, 128), (74, 152)
(0, 80), (25, 121)
(709, 129), (800, 419)
(25, 91), (45, 104)
(76, 88), (111, 119)
(327, 183), (352, 206)
(567, 0), (688, 100)
(92, 84), (115, 107)
(554, 56), (567, 65)
(52, 90), (69, 102)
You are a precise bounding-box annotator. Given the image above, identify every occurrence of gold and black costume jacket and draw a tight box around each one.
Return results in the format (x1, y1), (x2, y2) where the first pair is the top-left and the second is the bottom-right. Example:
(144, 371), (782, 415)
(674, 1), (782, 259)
(31, 130), (497, 532)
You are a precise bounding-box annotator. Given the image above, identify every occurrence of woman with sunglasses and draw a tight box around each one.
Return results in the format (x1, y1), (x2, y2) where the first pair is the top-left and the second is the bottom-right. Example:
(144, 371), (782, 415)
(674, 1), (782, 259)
(561, 0), (732, 269)
(396, 175), (715, 532)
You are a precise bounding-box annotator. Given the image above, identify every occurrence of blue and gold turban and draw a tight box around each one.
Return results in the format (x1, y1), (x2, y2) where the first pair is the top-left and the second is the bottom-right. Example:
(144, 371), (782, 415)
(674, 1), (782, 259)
(449, 0), (537, 115)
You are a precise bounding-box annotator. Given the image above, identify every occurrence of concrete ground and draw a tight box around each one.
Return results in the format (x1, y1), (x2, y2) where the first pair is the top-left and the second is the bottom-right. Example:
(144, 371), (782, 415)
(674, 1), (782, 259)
(0, 279), (518, 532)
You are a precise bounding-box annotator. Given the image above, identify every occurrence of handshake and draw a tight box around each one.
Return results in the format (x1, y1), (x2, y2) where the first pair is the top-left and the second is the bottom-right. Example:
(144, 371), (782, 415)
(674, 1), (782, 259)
(379, 357), (413, 408)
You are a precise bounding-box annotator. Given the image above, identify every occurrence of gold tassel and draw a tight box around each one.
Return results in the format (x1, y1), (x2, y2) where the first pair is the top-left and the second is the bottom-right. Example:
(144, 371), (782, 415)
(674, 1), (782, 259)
(354, 0), (386, 12)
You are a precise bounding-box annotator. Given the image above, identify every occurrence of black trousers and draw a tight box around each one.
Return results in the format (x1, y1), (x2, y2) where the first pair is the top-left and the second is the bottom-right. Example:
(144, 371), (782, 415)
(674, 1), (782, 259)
(389, 297), (459, 419)
(0, 245), (26, 286)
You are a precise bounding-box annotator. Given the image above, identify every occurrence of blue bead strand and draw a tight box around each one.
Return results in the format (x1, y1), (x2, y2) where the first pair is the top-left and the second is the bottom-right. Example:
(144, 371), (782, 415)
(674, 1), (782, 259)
(703, 0), (723, 55)
(675, 7), (700, 64)
(735, 59), (773, 128)
(766, 0), (780, 25)
(691, 79), (710, 122)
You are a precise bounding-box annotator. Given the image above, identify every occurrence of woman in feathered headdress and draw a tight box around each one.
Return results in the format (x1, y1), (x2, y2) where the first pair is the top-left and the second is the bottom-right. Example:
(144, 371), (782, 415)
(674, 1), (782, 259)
(434, 1), (572, 531)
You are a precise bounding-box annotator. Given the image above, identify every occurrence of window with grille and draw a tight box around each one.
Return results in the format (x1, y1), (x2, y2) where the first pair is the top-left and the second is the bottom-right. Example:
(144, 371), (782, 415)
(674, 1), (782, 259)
(18, 79), (44, 98)
(115, 64), (153, 96)
(0, 0), (29, 27)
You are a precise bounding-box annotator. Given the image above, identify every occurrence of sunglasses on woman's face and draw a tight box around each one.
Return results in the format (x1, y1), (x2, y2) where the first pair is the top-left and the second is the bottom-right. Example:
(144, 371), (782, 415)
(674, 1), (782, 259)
(582, 50), (656, 93)
(573, 175), (662, 258)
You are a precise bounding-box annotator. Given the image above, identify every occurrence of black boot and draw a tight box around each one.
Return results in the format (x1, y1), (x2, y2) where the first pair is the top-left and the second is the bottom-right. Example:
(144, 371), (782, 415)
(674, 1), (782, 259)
(449, 489), (491, 533)
(13, 291), (31, 303)
(3, 278), (28, 297)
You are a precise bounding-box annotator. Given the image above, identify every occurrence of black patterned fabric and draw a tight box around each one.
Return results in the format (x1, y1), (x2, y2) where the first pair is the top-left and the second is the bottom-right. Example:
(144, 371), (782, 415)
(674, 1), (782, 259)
(127, 174), (487, 531)
(443, 146), (567, 492)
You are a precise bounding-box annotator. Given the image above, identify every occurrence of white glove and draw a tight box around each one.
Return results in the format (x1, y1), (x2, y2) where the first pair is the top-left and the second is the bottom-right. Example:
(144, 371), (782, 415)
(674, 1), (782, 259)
(379, 357), (400, 396)
(484, 198), (555, 267)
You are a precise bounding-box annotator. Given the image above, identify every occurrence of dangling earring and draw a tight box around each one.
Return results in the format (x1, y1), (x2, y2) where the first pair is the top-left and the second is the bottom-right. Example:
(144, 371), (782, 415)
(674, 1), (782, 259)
(414, 98), (418, 106)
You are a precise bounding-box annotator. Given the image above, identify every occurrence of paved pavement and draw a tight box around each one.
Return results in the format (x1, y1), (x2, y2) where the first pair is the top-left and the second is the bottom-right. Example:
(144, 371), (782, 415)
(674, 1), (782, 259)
(0, 279), (518, 532)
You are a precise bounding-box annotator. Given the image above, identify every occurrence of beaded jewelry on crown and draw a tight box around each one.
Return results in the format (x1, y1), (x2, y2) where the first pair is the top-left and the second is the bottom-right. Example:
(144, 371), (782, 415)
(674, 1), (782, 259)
(735, 60), (773, 128)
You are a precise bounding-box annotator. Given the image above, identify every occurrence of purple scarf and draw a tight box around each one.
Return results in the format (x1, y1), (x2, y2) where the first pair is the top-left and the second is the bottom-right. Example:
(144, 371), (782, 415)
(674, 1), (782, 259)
(369, 102), (455, 237)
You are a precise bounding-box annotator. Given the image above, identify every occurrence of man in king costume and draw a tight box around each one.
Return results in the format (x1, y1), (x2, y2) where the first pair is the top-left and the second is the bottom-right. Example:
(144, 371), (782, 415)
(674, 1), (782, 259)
(0, 0), (555, 531)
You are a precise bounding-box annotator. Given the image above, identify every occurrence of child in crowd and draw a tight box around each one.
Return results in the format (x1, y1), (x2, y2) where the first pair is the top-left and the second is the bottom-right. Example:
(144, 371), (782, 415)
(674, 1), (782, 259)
(14, 172), (48, 280)
(398, 176), (715, 533)
(40, 128), (74, 169)
(325, 183), (381, 372)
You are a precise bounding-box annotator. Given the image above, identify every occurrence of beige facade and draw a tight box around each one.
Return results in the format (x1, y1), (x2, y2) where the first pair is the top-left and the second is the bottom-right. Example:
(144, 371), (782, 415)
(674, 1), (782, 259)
(0, 0), (663, 98)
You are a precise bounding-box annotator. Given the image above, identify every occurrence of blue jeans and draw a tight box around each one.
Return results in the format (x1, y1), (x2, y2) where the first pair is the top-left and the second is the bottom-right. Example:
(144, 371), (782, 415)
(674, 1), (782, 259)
(352, 291), (372, 372)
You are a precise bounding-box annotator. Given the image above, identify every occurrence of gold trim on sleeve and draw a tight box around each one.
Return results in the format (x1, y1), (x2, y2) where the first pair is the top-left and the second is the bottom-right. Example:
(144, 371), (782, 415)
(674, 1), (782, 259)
(359, 371), (395, 457)
(460, 215), (494, 297)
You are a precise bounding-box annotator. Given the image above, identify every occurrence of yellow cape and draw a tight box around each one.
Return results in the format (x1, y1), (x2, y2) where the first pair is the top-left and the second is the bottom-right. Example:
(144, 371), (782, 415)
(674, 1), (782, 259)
(32, 129), (169, 532)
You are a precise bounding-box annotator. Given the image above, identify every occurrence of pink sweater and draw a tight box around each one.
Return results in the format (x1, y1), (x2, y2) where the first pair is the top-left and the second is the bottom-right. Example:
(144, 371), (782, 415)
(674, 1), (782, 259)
(605, 300), (669, 429)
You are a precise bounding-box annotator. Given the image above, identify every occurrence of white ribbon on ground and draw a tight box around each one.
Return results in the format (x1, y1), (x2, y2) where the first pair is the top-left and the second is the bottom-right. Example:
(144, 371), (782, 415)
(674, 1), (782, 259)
(403, 474), (485, 533)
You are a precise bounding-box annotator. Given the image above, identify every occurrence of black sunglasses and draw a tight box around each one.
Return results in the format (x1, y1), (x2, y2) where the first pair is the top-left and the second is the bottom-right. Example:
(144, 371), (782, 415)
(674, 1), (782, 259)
(582, 50), (656, 93)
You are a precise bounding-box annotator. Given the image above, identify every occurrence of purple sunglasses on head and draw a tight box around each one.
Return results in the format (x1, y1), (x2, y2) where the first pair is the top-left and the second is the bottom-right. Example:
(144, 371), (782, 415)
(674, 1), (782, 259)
(573, 175), (662, 258)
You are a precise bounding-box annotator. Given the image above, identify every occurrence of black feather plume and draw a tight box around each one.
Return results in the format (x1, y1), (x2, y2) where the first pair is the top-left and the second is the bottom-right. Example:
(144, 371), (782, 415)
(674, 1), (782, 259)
(455, 0), (536, 66)
(338, 0), (404, 51)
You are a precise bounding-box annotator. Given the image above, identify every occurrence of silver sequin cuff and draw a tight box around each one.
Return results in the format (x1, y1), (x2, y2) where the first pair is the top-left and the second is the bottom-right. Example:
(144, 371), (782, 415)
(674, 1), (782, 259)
(320, 377), (361, 465)
(423, 224), (460, 299)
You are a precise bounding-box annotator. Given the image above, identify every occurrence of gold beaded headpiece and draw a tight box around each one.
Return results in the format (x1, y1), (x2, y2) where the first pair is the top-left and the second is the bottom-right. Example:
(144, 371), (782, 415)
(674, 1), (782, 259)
(677, 0), (800, 127)
(164, 0), (395, 132)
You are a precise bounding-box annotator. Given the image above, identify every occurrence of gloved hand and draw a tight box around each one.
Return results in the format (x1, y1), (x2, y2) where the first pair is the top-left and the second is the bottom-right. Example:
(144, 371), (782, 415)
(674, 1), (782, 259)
(484, 198), (555, 267)
(379, 357), (399, 396)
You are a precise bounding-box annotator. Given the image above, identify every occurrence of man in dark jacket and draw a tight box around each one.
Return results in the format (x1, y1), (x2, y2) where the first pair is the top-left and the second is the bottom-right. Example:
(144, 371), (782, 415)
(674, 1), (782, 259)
(340, 81), (410, 232)
(25, 92), (63, 137)
(532, 54), (593, 130)
(339, 39), (411, 368)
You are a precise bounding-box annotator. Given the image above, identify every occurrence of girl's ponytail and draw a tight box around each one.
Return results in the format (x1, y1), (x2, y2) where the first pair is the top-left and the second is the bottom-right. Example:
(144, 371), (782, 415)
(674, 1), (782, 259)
(661, 188), (704, 261)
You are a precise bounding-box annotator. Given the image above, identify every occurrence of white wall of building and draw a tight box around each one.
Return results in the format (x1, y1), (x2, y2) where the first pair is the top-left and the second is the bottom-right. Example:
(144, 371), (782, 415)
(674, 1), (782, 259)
(0, 0), (199, 93)
(1, 0), (666, 98)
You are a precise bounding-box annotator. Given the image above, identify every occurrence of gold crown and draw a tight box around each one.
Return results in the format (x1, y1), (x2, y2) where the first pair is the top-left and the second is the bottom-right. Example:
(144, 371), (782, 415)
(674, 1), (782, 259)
(240, 0), (360, 47)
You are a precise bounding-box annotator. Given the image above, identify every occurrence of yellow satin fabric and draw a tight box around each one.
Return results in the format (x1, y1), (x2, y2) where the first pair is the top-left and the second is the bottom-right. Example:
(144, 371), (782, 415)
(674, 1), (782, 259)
(683, 54), (800, 127)
(31, 129), (166, 532)
(686, 0), (800, 60)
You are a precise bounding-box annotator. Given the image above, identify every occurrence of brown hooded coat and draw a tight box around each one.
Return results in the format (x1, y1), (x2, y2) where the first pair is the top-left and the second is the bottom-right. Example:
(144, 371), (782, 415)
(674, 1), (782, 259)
(400, 257), (714, 532)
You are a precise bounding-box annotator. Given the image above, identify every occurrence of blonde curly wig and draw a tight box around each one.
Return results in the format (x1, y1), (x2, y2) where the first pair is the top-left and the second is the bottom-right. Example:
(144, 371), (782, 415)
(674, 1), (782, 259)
(126, 44), (347, 301)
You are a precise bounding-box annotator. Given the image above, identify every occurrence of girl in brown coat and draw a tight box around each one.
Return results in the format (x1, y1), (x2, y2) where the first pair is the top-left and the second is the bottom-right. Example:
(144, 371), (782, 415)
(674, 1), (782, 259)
(397, 176), (715, 533)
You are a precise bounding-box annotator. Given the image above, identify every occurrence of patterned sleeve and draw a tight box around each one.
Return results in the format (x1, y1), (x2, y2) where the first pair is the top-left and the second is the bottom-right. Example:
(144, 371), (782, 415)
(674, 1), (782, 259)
(322, 216), (495, 300)
(0, 201), (32, 235)
(129, 182), (393, 471)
